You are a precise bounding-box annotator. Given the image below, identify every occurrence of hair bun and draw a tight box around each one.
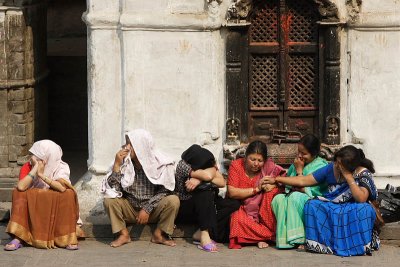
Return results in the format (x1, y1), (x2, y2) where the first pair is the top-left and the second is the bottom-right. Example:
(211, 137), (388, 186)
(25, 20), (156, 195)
(358, 148), (366, 159)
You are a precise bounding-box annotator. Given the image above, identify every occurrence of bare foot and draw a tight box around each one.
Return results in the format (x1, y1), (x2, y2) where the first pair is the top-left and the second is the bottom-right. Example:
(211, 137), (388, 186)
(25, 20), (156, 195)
(297, 244), (305, 250)
(257, 241), (269, 249)
(151, 236), (176, 247)
(110, 234), (131, 248)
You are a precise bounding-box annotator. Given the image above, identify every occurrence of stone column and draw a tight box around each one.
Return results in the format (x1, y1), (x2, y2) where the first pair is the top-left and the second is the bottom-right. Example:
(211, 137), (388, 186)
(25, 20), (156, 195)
(0, 1), (48, 205)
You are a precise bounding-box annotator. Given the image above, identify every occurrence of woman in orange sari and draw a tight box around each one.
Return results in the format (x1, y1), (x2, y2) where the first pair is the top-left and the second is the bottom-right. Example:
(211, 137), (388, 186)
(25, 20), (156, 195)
(4, 140), (80, 251)
(227, 141), (286, 249)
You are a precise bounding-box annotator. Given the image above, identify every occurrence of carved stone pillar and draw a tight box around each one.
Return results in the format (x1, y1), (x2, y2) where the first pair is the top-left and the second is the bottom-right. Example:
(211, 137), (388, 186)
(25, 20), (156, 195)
(0, 1), (48, 203)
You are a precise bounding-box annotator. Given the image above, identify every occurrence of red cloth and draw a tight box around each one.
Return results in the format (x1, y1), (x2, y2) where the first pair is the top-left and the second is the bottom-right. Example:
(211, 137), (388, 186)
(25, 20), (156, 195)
(19, 162), (32, 180)
(227, 158), (286, 249)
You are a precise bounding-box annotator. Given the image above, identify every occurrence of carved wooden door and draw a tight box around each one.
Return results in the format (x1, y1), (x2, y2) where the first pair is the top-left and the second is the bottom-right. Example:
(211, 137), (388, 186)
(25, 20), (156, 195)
(248, 0), (321, 143)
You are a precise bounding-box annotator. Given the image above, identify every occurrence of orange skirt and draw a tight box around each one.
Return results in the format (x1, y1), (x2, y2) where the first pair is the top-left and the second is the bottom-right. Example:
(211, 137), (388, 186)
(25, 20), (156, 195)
(6, 188), (79, 249)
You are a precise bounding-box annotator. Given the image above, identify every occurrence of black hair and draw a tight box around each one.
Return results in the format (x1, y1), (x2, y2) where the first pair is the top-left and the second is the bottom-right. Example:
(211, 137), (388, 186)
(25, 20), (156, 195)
(334, 145), (375, 173)
(181, 144), (215, 171)
(299, 134), (321, 157)
(245, 140), (268, 161)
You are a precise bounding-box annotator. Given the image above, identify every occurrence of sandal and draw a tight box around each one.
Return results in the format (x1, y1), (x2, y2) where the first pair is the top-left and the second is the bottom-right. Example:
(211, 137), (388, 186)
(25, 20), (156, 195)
(4, 239), (23, 251)
(65, 244), (79, 250)
(193, 240), (217, 246)
(197, 242), (218, 253)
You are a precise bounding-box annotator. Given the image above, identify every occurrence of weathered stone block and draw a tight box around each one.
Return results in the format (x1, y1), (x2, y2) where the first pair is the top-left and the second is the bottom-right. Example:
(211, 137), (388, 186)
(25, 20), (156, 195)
(10, 123), (26, 136)
(0, 146), (8, 155)
(0, 91), (7, 102)
(8, 145), (27, 162)
(8, 113), (26, 124)
(9, 100), (27, 114)
(8, 88), (26, 101)
(26, 121), (33, 135)
(27, 98), (34, 112)
(0, 126), (7, 137)
(0, 155), (8, 168)
(0, 167), (12, 177)
(0, 136), (7, 145)
(8, 38), (25, 52)
(25, 88), (33, 99)
(8, 135), (26, 146)
(7, 62), (25, 80)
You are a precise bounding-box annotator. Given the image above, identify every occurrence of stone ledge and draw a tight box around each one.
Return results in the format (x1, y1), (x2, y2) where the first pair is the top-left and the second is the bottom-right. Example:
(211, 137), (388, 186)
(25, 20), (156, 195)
(1, 221), (399, 242)
(380, 222), (400, 240)
(81, 223), (197, 239)
(0, 201), (11, 222)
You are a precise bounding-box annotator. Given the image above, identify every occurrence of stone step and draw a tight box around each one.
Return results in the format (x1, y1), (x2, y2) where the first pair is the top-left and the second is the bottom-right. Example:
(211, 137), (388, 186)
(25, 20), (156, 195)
(80, 223), (197, 239)
(1, 221), (399, 241)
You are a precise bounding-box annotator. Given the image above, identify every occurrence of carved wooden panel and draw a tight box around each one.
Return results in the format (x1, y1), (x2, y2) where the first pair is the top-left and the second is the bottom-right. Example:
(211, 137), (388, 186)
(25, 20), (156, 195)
(249, 54), (278, 110)
(248, 0), (320, 140)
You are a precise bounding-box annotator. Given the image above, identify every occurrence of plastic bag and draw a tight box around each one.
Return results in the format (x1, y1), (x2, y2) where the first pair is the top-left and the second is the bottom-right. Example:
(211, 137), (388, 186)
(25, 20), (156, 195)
(378, 185), (400, 223)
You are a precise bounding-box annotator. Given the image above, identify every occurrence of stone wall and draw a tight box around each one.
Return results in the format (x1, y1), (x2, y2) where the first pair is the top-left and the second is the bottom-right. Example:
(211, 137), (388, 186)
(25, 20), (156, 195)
(0, 1), (47, 201)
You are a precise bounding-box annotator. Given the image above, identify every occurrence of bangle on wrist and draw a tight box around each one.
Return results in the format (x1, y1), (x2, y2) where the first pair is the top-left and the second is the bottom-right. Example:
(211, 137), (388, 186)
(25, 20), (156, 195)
(252, 187), (257, 195)
(28, 173), (35, 179)
(349, 181), (357, 186)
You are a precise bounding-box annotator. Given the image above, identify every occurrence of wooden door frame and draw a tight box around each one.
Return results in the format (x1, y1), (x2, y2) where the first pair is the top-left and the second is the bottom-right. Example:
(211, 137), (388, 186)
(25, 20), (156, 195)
(225, 0), (342, 146)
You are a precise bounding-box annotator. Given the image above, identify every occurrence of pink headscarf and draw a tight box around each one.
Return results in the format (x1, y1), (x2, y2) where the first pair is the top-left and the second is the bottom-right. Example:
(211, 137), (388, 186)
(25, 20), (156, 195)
(29, 140), (70, 189)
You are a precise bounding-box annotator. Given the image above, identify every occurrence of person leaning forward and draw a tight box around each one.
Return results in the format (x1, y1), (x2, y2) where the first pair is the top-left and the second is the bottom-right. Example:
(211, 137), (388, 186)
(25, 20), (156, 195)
(102, 129), (179, 248)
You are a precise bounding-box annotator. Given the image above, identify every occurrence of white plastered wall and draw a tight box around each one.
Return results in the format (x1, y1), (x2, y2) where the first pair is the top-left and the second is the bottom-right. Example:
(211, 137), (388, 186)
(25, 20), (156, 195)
(340, 0), (400, 187)
(79, 0), (227, 223)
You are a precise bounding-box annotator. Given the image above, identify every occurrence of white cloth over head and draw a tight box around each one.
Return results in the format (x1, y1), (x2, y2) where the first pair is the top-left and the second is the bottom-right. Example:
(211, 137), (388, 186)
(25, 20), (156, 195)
(101, 129), (176, 198)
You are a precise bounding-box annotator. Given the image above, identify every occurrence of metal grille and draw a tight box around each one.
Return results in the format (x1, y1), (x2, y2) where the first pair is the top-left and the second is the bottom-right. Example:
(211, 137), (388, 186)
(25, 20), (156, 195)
(249, 0), (279, 43)
(250, 55), (278, 109)
(287, 0), (319, 42)
(288, 55), (316, 108)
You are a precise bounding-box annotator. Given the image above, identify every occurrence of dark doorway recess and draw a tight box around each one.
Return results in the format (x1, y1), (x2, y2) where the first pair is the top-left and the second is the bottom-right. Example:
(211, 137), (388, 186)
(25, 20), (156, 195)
(47, 0), (87, 183)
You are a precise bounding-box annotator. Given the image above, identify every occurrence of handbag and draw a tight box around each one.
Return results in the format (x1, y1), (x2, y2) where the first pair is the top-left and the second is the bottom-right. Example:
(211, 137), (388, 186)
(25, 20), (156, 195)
(369, 200), (385, 230)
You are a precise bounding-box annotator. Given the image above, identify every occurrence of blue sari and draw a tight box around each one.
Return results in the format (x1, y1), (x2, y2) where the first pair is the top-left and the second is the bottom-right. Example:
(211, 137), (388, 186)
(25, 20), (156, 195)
(304, 164), (380, 256)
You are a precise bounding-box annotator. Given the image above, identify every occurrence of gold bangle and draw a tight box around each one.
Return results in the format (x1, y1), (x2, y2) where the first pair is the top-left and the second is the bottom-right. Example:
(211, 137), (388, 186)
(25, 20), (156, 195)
(349, 181), (357, 186)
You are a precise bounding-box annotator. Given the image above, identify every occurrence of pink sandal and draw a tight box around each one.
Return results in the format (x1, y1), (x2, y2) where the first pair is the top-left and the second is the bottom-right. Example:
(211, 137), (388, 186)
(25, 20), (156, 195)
(4, 239), (23, 251)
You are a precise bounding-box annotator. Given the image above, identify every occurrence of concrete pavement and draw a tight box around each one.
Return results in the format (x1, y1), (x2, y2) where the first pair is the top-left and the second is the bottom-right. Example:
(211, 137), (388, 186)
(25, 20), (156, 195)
(0, 238), (399, 267)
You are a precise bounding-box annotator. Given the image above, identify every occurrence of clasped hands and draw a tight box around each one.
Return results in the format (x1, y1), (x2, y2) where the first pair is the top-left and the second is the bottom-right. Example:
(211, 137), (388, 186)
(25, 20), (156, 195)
(257, 176), (278, 192)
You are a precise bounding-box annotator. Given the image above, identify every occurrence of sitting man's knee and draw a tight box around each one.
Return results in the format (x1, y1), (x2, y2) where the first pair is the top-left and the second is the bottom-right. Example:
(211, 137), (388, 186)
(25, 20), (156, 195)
(165, 195), (180, 209)
(104, 198), (118, 209)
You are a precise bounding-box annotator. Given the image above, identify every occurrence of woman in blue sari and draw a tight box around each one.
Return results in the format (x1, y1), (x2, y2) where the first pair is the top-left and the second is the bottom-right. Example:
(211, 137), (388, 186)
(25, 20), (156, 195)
(264, 145), (379, 256)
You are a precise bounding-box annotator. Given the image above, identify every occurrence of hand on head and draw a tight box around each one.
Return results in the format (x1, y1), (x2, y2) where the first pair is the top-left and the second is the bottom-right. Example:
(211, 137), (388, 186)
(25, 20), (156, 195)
(114, 148), (130, 167)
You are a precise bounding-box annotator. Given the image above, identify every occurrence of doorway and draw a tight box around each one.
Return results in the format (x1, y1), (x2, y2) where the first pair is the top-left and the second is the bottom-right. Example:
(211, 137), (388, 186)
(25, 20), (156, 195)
(225, 0), (341, 164)
(47, 0), (87, 184)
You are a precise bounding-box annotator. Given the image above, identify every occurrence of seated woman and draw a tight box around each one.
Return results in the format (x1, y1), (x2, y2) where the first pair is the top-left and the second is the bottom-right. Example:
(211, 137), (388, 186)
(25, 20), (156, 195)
(264, 145), (380, 256)
(227, 140), (286, 249)
(272, 134), (328, 249)
(175, 145), (240, 252)
(4, 140), (80, 251)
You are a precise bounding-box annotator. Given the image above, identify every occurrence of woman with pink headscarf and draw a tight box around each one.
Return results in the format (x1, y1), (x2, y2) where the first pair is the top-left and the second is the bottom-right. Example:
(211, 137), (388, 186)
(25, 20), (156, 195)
(4, 140), (81, 251)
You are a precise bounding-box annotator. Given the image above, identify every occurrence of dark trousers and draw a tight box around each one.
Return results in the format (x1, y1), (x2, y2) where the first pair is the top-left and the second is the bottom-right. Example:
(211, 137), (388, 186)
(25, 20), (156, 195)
(176, 190), (240, 243)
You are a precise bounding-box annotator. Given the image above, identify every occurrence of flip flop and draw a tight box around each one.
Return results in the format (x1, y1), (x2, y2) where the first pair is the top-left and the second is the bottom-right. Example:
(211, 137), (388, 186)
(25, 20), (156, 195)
(65, 244), (79, 250)
(4, 239), (23, 251)
(192, 240), (217, 246)
(197, 242), (218, 253)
